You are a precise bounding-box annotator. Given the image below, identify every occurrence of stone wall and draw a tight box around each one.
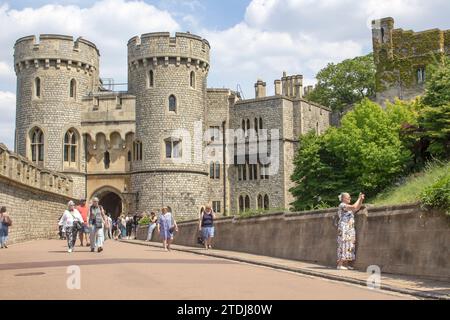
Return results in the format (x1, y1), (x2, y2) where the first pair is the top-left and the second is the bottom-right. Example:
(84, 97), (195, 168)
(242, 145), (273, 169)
(0, 144), (73, 244)
(139, 203), (450, 281)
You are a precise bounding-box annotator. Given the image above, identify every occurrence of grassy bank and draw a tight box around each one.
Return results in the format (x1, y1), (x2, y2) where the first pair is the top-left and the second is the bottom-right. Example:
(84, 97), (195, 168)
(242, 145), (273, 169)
(370, 160), (450, 206)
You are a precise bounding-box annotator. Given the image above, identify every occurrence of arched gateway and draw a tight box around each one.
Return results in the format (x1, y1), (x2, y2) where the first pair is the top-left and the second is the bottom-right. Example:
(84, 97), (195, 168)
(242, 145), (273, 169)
(90, 187), (124, 220)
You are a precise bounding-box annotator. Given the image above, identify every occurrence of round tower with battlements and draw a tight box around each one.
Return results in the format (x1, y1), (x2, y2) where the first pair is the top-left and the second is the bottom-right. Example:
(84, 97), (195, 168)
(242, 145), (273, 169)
(14, 34), (100, 198)
(128, 32), (210, 218)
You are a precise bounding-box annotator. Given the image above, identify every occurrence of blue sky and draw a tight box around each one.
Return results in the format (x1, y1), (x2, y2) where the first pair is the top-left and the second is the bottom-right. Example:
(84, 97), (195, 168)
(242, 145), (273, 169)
(1, 0), (450, 149)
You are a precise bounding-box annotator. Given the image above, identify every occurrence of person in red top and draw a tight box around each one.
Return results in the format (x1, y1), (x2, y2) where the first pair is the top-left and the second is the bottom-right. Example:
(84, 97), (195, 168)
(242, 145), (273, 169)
(76, 198), (90, 247)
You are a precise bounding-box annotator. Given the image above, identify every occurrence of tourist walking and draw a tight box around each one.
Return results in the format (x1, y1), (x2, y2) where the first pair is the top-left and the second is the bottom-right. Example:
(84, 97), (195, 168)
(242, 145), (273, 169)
(199, 205), (216, 250)
(157, 207), (178, 251)
(106, 214), (113, 240)
(89, 197), (108, 253)
(336, 192), (365, 270)
(126, 214), (133, 239)
(0, 206), (12, 248)
(76, 198), (90, 247)
(120, 214), (127, 239)
(146, 212), (158, 241)
(58, 201), (84, 253)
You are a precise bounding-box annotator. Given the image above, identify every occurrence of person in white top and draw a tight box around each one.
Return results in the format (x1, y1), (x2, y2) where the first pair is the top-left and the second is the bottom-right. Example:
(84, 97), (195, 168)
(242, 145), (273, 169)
(59, 201), (83, 253)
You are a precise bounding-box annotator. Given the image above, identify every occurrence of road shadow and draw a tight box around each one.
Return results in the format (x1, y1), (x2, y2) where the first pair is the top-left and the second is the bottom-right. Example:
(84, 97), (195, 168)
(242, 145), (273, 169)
(0, 258), (236, 271)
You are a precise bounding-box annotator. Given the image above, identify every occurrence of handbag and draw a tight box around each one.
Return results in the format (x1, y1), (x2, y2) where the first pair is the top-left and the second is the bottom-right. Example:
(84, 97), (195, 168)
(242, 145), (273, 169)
(69, 212), (82, 231)
(169, 226), (175, 233)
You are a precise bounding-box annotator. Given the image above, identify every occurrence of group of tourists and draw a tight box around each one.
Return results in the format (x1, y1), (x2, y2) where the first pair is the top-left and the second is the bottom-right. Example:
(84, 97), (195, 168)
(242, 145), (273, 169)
(143, 204), (216, 251)
(58, 197), (108, 253)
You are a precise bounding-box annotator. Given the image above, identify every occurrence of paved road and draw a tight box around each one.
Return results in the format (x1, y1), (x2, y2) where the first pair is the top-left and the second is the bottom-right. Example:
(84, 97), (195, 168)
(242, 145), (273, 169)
(0, 240), (412, 300)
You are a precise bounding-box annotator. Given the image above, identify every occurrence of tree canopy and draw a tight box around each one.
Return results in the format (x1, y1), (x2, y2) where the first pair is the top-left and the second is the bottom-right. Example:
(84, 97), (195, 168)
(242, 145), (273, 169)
(305, 53), (376, 112)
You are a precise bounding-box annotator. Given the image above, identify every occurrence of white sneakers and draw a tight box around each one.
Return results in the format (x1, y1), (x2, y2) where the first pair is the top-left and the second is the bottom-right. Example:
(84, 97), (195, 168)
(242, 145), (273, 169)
(337, 265), (348, 270)
(68, 248), (73, 253)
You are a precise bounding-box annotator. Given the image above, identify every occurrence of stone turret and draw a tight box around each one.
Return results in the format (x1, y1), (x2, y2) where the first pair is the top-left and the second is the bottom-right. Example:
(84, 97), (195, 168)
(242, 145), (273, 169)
(128, 32), (210, 217)
(14, 34), (100, 198)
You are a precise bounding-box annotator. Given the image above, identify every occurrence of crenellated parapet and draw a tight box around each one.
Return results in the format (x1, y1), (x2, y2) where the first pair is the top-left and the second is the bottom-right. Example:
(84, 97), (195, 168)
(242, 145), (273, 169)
(14, 34), (99, 76)
(0, 143), (73, 197)
(127, 32), (210, 72)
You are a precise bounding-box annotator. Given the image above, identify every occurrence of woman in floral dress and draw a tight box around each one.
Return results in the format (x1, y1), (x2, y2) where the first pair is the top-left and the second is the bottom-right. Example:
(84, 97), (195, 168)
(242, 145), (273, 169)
(337, 192), (364, 270)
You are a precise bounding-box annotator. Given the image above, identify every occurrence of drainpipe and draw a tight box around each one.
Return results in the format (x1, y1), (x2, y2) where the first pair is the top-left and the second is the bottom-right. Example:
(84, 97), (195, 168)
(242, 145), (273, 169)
(222, 120), (227, 216)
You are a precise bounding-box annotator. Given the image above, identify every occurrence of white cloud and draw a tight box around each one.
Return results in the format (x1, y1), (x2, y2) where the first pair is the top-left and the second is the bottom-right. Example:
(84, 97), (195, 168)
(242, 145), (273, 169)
(0, 91), (16, 150)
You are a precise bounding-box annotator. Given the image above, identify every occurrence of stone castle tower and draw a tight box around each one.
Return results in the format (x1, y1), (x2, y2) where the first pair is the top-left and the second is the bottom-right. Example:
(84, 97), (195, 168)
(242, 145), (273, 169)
(14, 34), (100, 198)
(372, 17), (450, 104)
(127, 32), (211, 216)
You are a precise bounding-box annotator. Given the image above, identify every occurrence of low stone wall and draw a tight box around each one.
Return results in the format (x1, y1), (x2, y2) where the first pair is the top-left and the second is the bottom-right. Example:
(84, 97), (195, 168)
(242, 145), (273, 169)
(0, 144), (73, 244)
(138, 204), (450, 282)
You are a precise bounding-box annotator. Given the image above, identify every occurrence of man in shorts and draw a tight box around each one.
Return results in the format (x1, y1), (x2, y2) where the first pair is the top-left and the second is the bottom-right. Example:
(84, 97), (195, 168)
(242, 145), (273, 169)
(76, 198), (90, 247)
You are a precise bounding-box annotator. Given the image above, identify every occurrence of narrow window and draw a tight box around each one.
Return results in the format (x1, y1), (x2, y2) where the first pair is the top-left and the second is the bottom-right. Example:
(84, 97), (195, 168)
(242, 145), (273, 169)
(215, 162), (220, 179)
(259, 117), (263, 130)
(31, 127), (44, 164)
(169, 95), (176, 112)
(264, 194), (269, 210)
(149, 70), (154, 87)
(70, 79), (76, 98)
(165, 140), (172, 158)
(210, 161), (214, 178)
(381, 27), (385, 43)
(190, 71), (195, 88)
(128, 151), (131, 162)
(173, 140), (181, 158)
(417, 67), (425, 84)
(239, 196), (244, 213)
(258, 194), (263, 209)
(238, 165), (242, 181)
(254, 118), (258, 134)
(253, 164), (258, 180)
(245, 195), (250, 211)
(133, 141), (142, 161)
(246, 119), (250, 132)
(242, 163), (247, 181)
(104, 151), (110, 169)
(35, 77), (41, 98)
(64, 131), (77, 163)
(242, 119), (245, 131)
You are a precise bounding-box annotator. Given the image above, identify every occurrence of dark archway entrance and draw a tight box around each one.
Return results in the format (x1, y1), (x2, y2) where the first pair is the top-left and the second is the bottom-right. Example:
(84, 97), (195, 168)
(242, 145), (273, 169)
(99, 192), (122, 220)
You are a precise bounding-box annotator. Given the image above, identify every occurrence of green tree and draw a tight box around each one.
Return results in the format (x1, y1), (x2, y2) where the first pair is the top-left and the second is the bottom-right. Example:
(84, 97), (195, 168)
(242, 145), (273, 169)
(419, 56), (450, 158)
(290, 99), (414, 211)
(306, 53), (376, 111)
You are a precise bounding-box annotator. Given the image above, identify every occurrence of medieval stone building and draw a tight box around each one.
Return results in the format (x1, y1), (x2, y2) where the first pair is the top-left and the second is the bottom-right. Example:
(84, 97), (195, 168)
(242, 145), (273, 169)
(13, 32), (330, 219)
(372, 17), (450, 104)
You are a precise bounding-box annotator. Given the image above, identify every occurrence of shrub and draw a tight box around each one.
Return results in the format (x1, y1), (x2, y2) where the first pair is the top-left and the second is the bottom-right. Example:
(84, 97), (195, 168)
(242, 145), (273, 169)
(420, 172), (450, 215)
(138, 216), (150, 225)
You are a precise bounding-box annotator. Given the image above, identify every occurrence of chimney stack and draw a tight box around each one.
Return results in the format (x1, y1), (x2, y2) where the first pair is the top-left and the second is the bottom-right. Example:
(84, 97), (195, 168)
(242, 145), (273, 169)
(254, 79), (266, 98)
(274, 80), (282, 95)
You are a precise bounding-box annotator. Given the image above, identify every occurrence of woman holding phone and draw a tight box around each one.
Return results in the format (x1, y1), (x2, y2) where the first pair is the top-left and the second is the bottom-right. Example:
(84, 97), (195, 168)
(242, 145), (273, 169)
(336, 192), (365, 270)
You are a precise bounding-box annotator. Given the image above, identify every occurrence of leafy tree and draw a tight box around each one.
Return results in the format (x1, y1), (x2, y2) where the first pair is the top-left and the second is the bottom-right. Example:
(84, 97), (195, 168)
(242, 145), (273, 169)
(290, 131), (347, 211)
(305, 53), (376, 111)
(290, 99), (414, 211)
(419, 56), (450, 158)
